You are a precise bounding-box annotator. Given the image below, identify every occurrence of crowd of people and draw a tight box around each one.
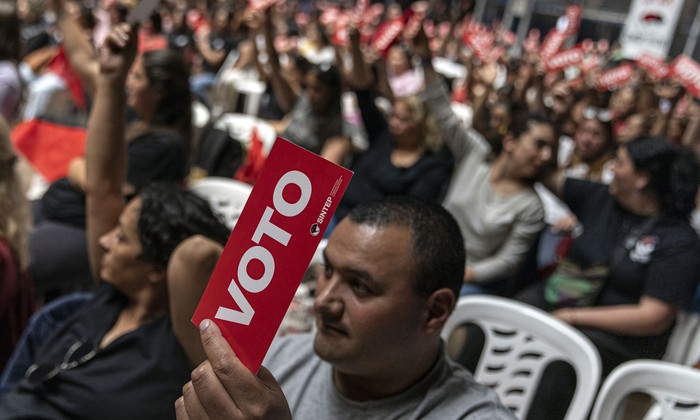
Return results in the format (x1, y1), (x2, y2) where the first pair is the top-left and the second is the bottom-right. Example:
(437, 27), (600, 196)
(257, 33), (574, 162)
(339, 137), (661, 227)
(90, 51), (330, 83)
(0, 0), (699, 418)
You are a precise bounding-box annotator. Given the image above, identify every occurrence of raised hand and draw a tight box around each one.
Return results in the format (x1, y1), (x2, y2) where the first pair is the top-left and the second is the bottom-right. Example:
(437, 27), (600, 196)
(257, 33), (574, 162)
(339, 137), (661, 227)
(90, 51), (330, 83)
(176, 320), (292, 420)
(98, 23), (138, 81)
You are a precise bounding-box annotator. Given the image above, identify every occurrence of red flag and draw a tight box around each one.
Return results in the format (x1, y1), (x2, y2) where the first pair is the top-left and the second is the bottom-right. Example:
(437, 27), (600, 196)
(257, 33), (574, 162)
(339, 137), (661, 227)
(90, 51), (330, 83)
(11, 119), (87, 182)
(235, 127), (266, 185)
(46, 47), (86, 109)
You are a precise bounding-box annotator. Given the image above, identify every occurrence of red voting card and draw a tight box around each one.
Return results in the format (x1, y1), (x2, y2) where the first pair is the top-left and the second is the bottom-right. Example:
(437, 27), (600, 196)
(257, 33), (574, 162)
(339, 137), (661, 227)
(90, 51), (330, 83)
(192, 138), (353, 373)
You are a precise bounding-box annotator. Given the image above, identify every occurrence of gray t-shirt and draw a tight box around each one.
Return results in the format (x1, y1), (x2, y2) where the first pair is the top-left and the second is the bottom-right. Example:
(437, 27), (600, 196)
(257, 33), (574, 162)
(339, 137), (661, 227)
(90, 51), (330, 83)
(422, 79), (544, 283)
(263, 333), (516, 420)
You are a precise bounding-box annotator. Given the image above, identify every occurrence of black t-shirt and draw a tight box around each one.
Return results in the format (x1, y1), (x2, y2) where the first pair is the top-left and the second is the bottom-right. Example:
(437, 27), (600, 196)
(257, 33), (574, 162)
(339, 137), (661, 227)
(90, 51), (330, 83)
(563, 179), (700, 359)
(335, 89), (452, 221)
(0, 284), (192, 419)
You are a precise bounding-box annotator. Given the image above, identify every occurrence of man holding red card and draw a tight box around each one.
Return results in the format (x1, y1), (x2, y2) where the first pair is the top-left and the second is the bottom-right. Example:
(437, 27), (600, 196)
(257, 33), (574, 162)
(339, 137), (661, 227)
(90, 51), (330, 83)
(177, 197), (514, 419)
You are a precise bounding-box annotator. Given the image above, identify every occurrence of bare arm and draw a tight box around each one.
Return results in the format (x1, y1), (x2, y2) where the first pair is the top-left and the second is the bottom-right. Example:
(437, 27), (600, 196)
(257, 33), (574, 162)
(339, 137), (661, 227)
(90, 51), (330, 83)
(539, 166), (566, 200)
(50, 0), (99, 96)
(262, 7), (297, 114)
(168, 235), (223, 366)
(555, 296), (677, 336)
(66, 157), (86, 191)
(194, 28), (227, 70)
(85, 23), (136, 281)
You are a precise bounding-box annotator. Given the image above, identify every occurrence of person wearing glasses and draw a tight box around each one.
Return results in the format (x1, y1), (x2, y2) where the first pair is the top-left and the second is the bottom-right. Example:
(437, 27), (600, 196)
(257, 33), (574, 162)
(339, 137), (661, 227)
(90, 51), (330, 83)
(411, 29), (557, 296)
(0, 23), (229, 419)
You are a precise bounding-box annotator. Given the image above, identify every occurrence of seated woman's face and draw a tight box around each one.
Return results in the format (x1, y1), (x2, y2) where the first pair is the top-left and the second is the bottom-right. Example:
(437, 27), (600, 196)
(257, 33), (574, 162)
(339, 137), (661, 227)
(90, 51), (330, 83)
(304, 73), (332, 114)
(608, 145), (638, 200)
(618, 114), (645, 144)
(126, 61), (158, 121)
(610, 86), (635, 118)
(574, 118), (610, 163)
(387, 46), (410, 75)
(489, 104), (511, 133)
(507, 122), (556, 180)
(388, 101), (419, 142)
(98, 198), (157, 291)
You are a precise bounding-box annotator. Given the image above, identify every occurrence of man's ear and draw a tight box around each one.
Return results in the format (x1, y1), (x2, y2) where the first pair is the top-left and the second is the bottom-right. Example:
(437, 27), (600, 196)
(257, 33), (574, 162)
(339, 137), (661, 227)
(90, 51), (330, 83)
(634, 171), (650, 191)
(424, 288), (456, 334)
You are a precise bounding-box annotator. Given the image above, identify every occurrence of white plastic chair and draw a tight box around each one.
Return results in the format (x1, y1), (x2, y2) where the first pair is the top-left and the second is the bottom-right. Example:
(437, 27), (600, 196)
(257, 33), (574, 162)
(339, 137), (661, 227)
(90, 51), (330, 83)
(441, 295), (601, 420)
(663, 311), (700, 366)
(589, 360), (700, 420)
(189, 177), (253, 229)
(213, 113), (277, 155)
(192, 100), (211, 128)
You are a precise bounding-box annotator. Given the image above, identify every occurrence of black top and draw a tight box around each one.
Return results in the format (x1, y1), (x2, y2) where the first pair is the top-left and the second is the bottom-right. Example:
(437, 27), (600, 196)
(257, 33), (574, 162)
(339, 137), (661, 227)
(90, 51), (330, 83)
(335, 89), (451, 221)
(563, 178), (700, 358)
(0, 284), (192, 420)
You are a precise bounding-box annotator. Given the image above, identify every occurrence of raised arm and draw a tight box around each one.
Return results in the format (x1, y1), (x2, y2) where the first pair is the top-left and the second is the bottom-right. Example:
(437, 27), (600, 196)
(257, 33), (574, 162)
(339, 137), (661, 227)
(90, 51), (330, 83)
(176, 320), (292, 420)
(410, 28), (487, 161)
(50, 0), (99, 96)
(262, 6), (297, 114)
(84, 23), (136, 281)
(168, 235), (223, 366)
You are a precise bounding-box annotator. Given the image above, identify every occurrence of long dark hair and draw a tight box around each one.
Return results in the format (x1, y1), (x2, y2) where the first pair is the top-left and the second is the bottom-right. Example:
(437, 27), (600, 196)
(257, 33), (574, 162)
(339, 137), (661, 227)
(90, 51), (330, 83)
(142, 49), (193, 154)
(308, 64), (344, 143)
(626, 136), (700, 218)
(0, 2), (21, 62)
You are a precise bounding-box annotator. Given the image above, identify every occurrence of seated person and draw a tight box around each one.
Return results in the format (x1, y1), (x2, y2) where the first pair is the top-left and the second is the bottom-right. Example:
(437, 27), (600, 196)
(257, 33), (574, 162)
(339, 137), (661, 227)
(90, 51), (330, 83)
(0, 116), (34, 371)
(31, 0), (193, 301)
(330, 28), (451, 223)
(519, 136), (700, 379)
(257, 6), (351, 165)
(176, 196), (516, 419)
(0, 23), (229, 418)
(413, 29), (557, 296)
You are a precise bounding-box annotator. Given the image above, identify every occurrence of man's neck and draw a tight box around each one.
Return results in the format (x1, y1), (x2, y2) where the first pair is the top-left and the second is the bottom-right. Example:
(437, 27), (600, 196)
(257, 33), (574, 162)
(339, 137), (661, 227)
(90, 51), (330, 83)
(331, 345), (442, 401)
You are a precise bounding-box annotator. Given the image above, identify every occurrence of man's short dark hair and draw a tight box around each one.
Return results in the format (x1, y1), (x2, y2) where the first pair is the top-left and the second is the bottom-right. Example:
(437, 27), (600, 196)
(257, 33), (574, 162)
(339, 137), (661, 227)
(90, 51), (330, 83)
(347, 196), (465, 299)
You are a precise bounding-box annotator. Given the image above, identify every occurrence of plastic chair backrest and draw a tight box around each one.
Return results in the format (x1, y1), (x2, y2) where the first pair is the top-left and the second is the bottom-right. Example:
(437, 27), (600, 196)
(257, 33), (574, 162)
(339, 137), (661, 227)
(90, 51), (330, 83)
(232, 79), (266, 116)
(441, 295), (601, 419)
(213, 113), (277, 154)
(189, 177), (253, 229)
(192, 101), (211, 128)
(663, 310), (700, 366)
(589, 360), (700, 420)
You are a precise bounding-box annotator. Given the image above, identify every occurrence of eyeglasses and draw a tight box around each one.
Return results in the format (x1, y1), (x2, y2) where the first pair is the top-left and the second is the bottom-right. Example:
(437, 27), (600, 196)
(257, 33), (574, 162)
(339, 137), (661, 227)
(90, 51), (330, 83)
(24, 338), (97, 386)
(582, 106), (613, 123)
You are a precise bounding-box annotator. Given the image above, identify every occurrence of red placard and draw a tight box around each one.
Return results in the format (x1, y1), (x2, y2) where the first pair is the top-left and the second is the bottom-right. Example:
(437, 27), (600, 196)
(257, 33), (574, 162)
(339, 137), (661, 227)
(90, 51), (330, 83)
(598, 63), (634, 91)
(192, 139), (353, 373)
(547, 47), (584, 73)
(636, 52), (668, 80)
(523, 28), (541, 54)
(580, 53), (601, 74)
(669, 55), (700, 98)
(563, 5), (581, 35)
(463, 23), (494, 63)
(371, 18), (404, 56)
(540, 29), (569, 60)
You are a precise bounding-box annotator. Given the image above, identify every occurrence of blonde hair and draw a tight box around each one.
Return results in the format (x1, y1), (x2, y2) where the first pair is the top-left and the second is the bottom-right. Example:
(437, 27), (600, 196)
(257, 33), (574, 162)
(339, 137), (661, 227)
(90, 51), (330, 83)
(395, 95), (442, 153)
(0, 116), (31, 269)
